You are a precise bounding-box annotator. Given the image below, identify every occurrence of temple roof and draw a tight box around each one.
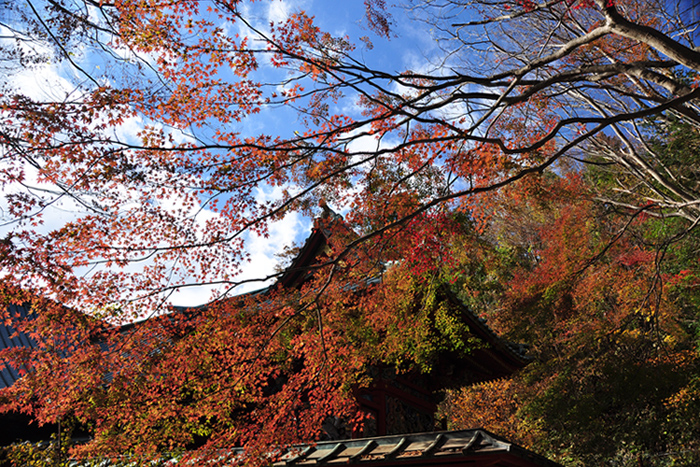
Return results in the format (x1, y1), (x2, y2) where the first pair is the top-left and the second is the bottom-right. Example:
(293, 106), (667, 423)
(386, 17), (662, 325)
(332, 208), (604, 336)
(0, 211), (529, 390)
(255, 429), (562, 467)
(274, 211), (529, 382)
(66, 429), (562, 466)
(0, 303), (37, 390)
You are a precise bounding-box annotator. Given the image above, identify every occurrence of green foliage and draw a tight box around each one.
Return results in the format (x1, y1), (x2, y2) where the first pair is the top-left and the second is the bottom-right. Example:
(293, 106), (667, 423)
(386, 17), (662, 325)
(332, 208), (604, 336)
(443, 168), (700, 465)
(356, 261), (484, 374)
(2, 420), (74, 467)
(646, 117), (700, 198)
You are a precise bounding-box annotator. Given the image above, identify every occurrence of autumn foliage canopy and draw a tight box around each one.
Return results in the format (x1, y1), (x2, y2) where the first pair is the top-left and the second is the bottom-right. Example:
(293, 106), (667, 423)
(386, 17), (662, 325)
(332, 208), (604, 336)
(1, 0), (700, 465)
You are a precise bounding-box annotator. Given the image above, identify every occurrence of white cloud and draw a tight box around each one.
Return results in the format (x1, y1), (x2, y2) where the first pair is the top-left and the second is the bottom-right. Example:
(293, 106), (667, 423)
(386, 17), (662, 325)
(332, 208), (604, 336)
(241, 210), (307, 287)
(164, 182), (313, 307)
(267, 1), (293, 24)
(9, 63), (75, 101)
(168, 210), (310, 307)
(0, 0), (326, 316)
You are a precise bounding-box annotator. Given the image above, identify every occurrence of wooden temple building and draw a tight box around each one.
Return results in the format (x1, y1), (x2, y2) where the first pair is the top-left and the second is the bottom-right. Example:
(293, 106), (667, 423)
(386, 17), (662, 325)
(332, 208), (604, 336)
(281, 209), (530, 440)
(0, 210), (561, 467)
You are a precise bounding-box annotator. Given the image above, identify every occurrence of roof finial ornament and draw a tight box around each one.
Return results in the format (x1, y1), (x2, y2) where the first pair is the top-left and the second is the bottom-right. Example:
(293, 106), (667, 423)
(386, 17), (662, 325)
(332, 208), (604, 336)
(318, 198), (337, 219)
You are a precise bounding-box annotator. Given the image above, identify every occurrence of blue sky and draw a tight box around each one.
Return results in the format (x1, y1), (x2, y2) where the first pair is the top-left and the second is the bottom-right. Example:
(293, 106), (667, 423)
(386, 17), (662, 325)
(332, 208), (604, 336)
(0, 0), (442, 309)
(6, 0), (692, 312)
(201, 0), (440, 302)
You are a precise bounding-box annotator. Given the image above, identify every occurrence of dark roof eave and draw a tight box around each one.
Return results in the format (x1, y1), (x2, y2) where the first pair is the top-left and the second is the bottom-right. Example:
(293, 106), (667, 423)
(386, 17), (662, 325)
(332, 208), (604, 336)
(440, 286), (530, 371)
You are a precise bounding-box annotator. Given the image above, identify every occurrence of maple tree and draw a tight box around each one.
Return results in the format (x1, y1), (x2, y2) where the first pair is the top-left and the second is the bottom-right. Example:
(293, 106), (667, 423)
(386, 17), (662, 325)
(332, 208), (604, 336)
(1, 0), (700, 464)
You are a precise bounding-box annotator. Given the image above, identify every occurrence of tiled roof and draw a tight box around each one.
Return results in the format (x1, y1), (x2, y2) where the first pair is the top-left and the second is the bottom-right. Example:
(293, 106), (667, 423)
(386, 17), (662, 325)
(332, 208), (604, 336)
(439, 286), (529, 375)
(71, 430), (562, 466)
(269, 430), (561, 467)
(0, 303), (36, 389)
